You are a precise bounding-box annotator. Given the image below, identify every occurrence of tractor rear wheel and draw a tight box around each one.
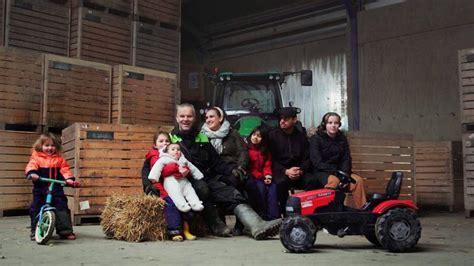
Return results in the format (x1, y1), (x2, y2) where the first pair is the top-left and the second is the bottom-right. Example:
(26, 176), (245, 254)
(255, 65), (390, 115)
(375, 208), (421, 252)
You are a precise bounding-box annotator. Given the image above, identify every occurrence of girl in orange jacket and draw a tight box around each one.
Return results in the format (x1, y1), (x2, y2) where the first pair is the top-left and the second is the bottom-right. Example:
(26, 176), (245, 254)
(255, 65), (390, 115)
(25, 133), (80, 241)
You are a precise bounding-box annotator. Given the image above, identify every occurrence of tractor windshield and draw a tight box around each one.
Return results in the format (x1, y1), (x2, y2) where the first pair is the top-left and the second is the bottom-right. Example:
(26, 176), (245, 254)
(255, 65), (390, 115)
(222, 81), (279, 115)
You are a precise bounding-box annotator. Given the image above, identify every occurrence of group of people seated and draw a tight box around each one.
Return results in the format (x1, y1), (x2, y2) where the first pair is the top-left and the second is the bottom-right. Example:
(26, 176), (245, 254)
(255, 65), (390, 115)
(140, 103), (367, 242)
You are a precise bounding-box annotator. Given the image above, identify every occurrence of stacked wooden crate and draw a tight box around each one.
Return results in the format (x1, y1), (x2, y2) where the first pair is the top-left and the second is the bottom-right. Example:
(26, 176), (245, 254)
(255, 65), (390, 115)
(62, 122), (172, 224)
(112, 64), (176, 125)
(0, 0), (4, 46)
(70, 0), (132, 65)
(4, 0), (70, 55)
(42, 54), (112, 130)
(0, 47), (42, 127)
(348, 131), (415, 201)
(0, 130), (40, 214)
(132, 0), (181, 74)
(415, 141), (463, 211)
(459, 48), (474, 217)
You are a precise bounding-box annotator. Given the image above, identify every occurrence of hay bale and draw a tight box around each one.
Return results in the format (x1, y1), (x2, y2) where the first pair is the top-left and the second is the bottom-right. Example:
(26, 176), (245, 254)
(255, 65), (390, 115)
(100, 194), (166, 242)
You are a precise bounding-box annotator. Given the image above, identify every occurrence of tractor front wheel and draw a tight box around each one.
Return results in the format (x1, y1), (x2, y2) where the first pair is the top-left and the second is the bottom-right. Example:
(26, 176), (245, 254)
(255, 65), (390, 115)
(375, 208), (421, 252)
(279, 216), (317, 253)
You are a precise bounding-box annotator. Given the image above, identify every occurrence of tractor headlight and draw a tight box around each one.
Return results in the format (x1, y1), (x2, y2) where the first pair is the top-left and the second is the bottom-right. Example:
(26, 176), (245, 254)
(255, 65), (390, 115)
(275, 75), (281, 81)
(226, 76), (231, 81)
(219, 76), (224, 81)
(269, 75), (274, 80)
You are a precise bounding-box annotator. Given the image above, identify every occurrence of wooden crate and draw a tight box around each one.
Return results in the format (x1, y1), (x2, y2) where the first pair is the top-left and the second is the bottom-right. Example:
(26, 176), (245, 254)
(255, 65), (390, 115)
(134, 0), (181, 28)
(62, 122), (173, 224)
(78, 0), (133, 14)
(0, 130), (40, 212)
(0, 47), (42, 126)
(347, 131), (415, 201)
(4, 0), (70, 55)
(42, 54), (112, 129)
(112, 64), (176, 125)
(415, 141), (463, 211)
(462, 133), (474, 217)
(132, 21), (180, 74)
(459, 48), (474, 124)
(69, 5), (132, 65)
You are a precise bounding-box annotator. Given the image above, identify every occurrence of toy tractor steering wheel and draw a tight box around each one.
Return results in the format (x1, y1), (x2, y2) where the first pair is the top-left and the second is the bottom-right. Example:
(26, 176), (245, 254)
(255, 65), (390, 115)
(241, 98), (260, 109)
(336, 170), (357, 185)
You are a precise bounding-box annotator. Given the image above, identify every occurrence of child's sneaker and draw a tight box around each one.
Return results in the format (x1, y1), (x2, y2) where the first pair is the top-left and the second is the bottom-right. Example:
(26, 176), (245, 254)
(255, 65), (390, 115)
(171, 234), (183, 242)
(60, 233), (76, 240)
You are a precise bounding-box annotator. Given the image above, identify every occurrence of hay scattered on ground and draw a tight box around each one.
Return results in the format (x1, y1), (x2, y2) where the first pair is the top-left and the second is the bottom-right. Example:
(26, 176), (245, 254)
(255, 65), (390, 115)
(100, 194), (166, 242)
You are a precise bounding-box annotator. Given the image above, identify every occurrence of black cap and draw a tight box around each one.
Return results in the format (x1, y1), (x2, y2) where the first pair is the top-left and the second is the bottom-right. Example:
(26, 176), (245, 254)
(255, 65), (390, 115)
(276, 107), (301, 118)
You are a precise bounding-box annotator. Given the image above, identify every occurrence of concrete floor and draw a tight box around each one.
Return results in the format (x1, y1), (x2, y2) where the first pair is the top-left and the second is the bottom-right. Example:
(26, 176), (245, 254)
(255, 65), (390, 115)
(0, 211), (472, 266)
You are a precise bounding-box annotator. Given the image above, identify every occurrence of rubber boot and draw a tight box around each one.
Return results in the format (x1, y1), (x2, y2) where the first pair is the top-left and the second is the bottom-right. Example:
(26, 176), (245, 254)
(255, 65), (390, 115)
(234, 204), (282, 240)
(204, 205), (232, 237)
(183, 222), (196, 240)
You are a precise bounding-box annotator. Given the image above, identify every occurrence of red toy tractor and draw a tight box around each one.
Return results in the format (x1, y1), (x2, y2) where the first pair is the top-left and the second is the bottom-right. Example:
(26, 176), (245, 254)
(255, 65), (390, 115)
(279, 171), (421, 253)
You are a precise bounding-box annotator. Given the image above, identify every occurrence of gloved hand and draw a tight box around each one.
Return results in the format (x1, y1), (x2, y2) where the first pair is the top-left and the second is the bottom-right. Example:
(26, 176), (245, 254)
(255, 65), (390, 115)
(65, 179), (81, 188)
(28, 174), (40, 182)
(232, 167), (247, 182)
(145, 185), (160, 197)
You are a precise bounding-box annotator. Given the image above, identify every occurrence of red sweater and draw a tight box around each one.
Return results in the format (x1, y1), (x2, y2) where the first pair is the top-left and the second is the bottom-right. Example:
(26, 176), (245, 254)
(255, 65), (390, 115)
(248, 145), (272, 179)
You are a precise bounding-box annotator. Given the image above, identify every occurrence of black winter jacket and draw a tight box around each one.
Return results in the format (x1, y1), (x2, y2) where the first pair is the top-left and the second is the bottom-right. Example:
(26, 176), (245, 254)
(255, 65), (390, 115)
(219, 129), (249, 171)
(268, 127), (311, 177)
(309, 131), (351, 174)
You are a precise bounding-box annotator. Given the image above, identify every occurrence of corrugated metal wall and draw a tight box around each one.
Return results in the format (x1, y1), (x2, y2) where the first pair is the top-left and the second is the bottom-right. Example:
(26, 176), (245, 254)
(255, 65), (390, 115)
(204, 1), (348, 130)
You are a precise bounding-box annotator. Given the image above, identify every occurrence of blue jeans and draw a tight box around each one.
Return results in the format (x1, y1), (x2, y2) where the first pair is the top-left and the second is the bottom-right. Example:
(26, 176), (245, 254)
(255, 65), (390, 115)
(245, 178), (280, 220)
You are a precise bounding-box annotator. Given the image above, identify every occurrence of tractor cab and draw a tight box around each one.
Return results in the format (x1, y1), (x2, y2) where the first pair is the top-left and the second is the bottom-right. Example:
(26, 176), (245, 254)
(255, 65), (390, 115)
(208, 70), (312, 136)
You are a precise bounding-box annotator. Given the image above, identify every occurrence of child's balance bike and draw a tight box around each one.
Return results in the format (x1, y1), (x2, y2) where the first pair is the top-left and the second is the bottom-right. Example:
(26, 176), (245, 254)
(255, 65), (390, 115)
(34, 177), (71, 245)
(280, 171), (421, 252)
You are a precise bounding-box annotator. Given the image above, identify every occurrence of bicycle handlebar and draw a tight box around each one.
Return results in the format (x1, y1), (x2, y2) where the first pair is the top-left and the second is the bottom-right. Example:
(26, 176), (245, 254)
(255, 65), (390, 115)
(38, 177), (66, 185)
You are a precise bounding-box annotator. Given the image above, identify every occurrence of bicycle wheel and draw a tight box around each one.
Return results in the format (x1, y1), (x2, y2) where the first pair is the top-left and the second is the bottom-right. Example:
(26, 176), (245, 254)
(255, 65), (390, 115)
(35, 210), (56, 245)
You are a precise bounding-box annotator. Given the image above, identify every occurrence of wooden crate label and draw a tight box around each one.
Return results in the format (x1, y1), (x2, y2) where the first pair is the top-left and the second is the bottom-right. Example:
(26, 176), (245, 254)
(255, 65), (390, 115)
(86, 131), (114, 140)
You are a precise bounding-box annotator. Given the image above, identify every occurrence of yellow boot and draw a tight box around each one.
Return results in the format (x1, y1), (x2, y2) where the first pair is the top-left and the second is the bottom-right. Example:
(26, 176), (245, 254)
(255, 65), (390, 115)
(183, 221), (196, 241)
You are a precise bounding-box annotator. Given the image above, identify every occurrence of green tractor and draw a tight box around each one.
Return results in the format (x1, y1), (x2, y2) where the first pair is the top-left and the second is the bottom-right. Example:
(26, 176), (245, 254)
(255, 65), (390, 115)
(205, 70), (312, 136)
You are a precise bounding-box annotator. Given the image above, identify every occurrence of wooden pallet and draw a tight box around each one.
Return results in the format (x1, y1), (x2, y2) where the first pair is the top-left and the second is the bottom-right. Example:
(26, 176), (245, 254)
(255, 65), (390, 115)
(0, 130), (40, 212)
(0, 47), (42, 125)
(459, 48), (474, 124)
(415, 141), (463, 211)
(112, 64), (177, 124)
(41, 54), (112, 129)
(69, 5), (132, 65)
(134, 0), (181, 29)
(462, 133), (474, 217)
(132, 21), (180, 74)
(347, 131), (415, 201)
(62, 122), (173, 222)
(4, 0), (70, 55)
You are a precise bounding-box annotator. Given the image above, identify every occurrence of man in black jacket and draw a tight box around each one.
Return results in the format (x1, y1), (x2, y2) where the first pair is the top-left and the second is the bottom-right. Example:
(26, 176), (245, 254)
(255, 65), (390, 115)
(144, 103), (281, 240)
(268, 107), (320, 214)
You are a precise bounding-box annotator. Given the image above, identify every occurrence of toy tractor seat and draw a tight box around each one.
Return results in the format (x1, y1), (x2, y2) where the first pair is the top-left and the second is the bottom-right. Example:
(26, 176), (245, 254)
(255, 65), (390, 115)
(366, 171), (403, 204)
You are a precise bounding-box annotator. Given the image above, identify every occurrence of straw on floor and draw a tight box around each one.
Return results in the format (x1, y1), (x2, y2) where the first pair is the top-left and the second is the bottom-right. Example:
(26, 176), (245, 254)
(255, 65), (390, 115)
(100, 194), (166, 242)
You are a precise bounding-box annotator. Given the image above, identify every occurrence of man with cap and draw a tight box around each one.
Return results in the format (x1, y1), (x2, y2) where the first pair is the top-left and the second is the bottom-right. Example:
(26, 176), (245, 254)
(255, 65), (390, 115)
(268, 107), (320, 215)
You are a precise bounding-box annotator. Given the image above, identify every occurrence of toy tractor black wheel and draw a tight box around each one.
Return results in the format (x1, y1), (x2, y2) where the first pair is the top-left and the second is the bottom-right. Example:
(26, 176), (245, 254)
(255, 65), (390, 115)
(375, 207), (421, 252)
(365, 230), (381, 247)
(279, 216), (317, 253)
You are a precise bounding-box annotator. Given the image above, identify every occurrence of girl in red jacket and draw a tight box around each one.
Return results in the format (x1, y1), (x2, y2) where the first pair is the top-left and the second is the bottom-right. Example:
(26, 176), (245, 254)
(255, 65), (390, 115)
(246, 126), (280, 220)
(25, 133), (80, 241)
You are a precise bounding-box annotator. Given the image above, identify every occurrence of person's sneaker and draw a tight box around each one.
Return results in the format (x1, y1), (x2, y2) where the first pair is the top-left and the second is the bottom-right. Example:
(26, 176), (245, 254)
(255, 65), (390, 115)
(171, 234), (184, 242)
(60, 233), (76, 240)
